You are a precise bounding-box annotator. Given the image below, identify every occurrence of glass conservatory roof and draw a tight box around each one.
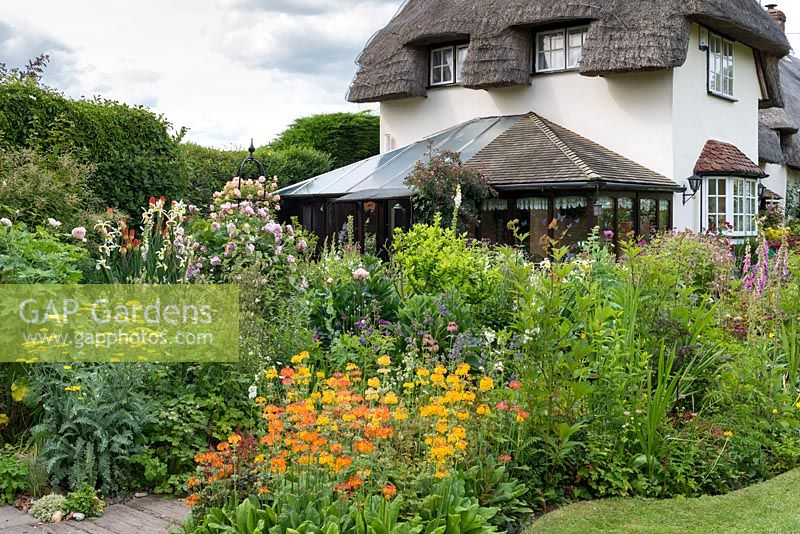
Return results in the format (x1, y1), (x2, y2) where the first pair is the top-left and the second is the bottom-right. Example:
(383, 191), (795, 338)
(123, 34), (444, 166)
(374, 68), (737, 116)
(277, 115), (521, 199)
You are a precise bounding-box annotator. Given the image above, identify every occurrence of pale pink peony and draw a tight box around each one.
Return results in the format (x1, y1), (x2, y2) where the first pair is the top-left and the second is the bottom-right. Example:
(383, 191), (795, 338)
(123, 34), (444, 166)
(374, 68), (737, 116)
(352, 268), (370, 280)
(71, 226), (87, 240)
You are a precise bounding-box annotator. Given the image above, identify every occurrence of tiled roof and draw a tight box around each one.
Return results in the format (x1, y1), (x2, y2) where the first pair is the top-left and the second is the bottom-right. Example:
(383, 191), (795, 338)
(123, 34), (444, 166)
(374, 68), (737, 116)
(693, 140), (767, 178)
(467, 113), (678, 189)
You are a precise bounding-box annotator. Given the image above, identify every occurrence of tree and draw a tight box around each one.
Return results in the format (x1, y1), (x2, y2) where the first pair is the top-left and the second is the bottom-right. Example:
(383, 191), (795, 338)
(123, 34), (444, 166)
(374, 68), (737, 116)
(270, 111), (379, 169)
(404, 149), (495, 232)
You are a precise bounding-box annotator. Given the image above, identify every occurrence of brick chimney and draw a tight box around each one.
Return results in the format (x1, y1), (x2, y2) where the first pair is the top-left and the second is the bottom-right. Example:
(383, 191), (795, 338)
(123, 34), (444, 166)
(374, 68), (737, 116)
(766, 4), (786, 32)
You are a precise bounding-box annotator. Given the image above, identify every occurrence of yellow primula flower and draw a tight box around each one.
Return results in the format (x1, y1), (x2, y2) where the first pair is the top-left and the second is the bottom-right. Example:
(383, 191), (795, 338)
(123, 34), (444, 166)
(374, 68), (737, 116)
(402, 382), (415, 391)
(367, 377), (381, 389)
(380, 392), (399, 405)
(416, 369), (430, 377)
(265, 368), (278, 379)
(377, 355), (391, 367)
(476, 404), (490, 415)
(455, 363), (470, 376)
(479, 377), (494, 392)
(0, 413), (8, 426)
(11, 382), (28, 402)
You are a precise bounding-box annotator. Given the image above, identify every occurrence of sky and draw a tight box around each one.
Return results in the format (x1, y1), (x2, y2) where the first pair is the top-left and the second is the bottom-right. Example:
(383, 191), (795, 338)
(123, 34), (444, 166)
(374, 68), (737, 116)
(1, 1), (799, 148)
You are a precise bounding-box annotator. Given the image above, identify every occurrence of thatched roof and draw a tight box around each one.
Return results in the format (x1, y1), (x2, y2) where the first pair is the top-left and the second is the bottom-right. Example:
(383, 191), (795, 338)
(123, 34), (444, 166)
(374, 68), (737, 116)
(348, 0), (790, 105)
(760, 56), (800, 168)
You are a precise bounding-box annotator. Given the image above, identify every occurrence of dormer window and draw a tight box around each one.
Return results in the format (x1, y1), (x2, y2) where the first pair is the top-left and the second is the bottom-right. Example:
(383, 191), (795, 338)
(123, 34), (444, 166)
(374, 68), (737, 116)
(535, 26), (588, 73)
(708, 32), (734, 99)
(430, 44), (469, 86)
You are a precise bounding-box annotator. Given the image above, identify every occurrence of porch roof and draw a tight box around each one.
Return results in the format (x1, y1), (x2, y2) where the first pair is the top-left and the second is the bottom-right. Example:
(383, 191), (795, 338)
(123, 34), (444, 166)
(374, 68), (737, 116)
(277, 113), (679, 199)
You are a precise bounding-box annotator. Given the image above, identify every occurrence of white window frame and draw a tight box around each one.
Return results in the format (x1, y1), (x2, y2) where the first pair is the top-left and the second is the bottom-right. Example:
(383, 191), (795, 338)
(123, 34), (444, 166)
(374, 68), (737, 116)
(708, 32), (735, 99)
(703, 176), (757, 236)
(430, 44), (469, 86)
(535, 25), (588, 73)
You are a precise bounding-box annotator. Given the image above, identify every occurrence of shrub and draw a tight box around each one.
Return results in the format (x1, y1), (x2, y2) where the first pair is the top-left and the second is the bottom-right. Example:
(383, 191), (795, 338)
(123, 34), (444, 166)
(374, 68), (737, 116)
(405, 150), (494, 231)
(392, 217), (510, 324)
(0, 147), (98, 228)
(63, 484), (105, 517)
(270, 111), (379, 169)
(0, 223), (89, 283)
(0, 447), (28, 504)
(28, 493), (65, 523)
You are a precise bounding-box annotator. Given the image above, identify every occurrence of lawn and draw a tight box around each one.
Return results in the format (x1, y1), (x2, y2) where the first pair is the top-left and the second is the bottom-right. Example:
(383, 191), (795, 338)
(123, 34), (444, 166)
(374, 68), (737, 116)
(528, 468), (800, 533)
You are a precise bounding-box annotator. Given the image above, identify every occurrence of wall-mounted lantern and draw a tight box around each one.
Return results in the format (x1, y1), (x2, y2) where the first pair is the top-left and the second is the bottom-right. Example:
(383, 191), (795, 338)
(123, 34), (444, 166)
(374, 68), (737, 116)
(682, 175), (702, 205)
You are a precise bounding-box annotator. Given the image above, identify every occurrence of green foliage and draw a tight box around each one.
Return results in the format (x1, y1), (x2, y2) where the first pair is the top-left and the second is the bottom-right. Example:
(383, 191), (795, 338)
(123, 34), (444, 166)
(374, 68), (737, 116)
(0, 147), (98, 228)
(404, 150), (494, 232)
(270, 111), (379, 169)
(0, 77), (187, 215)
(0, 223), (89, 283)
(410, 476), (499, 533)
(63, 484), (106, 517)
(0, 446), (28, 504)
(30, 364), (148, 495)
(309, 255), (400, 339)
(392, 216), (510, 325)
(28, 493), (66, 522)
(180, 143), (246, 208)
(259, 144), (334, 188)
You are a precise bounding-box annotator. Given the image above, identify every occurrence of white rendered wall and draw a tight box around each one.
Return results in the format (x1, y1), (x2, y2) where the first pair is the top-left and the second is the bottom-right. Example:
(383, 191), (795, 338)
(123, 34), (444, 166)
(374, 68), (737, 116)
(380, 70), (675, 179)
(379, 23), (761, 234)
(671, 25), (761, 232)
(763, 163), (789, 207)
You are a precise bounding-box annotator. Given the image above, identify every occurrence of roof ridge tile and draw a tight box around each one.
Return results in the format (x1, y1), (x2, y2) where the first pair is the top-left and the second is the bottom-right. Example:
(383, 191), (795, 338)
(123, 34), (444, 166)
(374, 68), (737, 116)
(528, 114), (602, 181)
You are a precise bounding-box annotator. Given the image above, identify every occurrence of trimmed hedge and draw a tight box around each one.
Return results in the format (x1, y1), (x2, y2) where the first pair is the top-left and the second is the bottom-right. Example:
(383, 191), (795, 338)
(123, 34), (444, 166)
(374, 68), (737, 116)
(270, 111), (379, 169)
(0, 79), (187, 216)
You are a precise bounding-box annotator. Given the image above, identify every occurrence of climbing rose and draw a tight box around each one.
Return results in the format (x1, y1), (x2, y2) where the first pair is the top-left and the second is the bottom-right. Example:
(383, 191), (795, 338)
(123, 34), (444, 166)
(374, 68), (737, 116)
(47, 218), (62, 228)
(0, 218), (11, 227)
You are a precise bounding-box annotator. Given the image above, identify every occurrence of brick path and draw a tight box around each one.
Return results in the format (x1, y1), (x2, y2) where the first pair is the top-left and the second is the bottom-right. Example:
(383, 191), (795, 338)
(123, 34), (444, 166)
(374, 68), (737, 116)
(0, 497), (188, 534)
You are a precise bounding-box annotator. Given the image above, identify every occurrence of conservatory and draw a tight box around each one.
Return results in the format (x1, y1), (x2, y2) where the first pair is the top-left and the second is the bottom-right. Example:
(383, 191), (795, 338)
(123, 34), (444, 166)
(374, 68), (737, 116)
(278, 113), (680, 257)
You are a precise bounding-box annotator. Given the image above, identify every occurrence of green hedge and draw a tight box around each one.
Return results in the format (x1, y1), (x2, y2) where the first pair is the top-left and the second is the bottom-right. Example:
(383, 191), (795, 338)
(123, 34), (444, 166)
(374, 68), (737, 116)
(0, 79), (187, 216)
(181, 143), (334, 207)
(270, 111), (379, 169)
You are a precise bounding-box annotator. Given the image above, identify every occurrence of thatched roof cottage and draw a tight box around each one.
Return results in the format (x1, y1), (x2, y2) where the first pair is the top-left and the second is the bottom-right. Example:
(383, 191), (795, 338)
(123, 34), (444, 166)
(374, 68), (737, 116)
(281, 0), (791, 255)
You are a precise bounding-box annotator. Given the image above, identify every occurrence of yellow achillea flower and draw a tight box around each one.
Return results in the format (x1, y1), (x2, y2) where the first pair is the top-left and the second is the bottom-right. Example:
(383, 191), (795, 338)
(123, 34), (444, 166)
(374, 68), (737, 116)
(0, 414), (8, 426)
(723, 431), (733, 438)
(64, 385), (81, 392)
(402, 382), (415, 391)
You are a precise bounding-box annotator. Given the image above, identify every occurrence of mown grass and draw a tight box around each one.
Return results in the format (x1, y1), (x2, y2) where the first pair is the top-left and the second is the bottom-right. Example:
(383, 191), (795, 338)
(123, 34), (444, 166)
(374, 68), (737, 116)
(528, 468), (800, 533)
